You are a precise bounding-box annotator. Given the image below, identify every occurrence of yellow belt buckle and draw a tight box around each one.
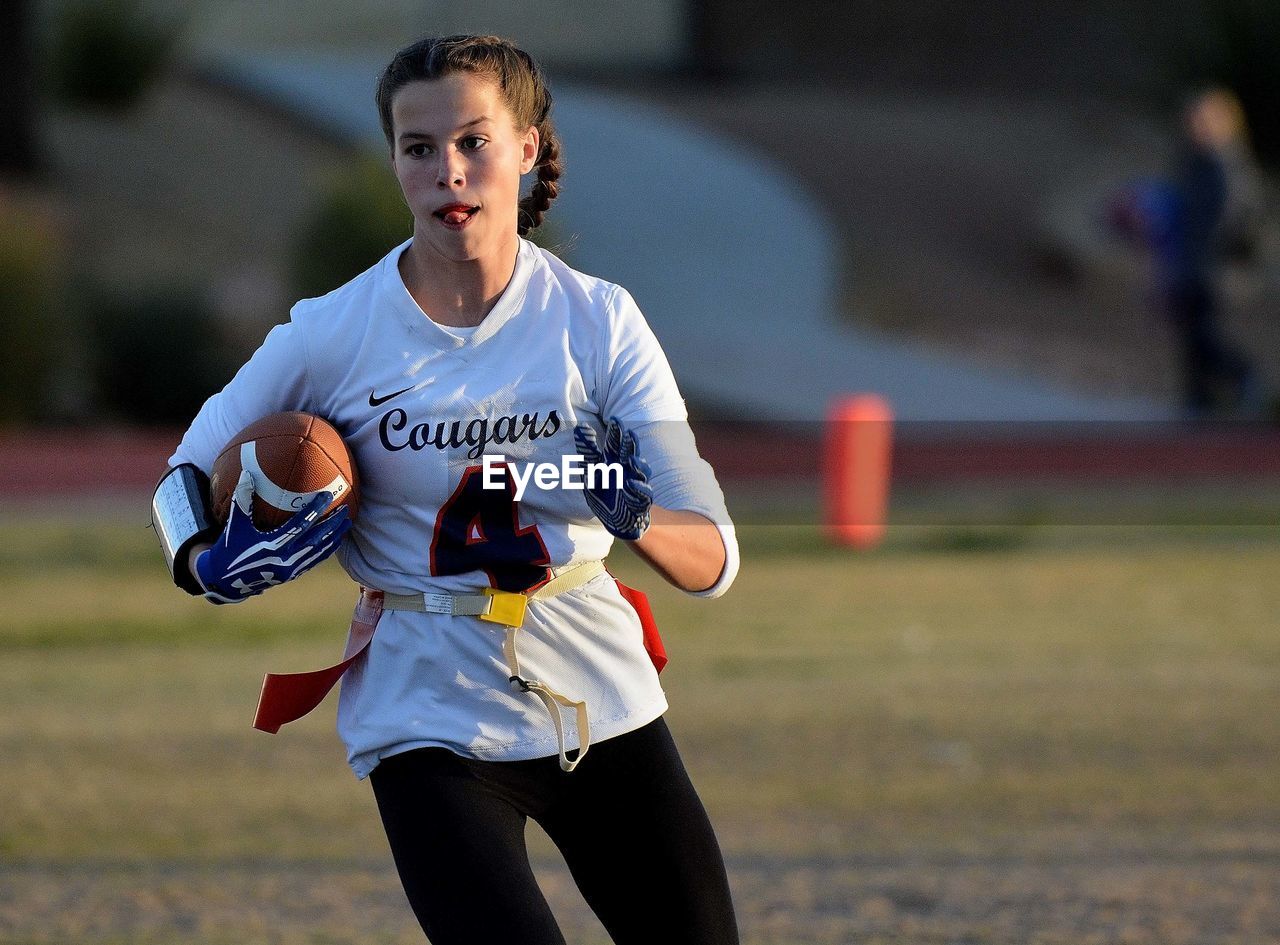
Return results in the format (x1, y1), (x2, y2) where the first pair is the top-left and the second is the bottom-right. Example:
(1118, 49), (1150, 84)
(480, 588), (528, 627)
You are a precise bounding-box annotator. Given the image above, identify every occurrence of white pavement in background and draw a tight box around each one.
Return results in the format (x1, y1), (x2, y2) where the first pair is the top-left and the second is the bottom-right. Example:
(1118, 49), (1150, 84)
(202, 52), (1175, 423)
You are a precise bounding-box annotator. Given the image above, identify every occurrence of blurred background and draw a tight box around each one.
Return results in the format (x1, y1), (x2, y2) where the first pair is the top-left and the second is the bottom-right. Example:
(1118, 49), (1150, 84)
(2, 2), (1279, 943)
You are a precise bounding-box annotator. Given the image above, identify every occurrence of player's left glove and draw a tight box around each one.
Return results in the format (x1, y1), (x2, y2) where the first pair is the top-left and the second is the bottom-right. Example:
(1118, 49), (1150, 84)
(573, 417), (653, 541)
(194, 469), (352, 605)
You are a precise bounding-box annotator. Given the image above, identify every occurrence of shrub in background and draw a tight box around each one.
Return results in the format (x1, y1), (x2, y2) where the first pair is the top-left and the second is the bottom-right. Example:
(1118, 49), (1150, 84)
(86, 286), (236, 425)
(0, 192), (65, 426)
(290, 157), (411, 301)
(47, 0), (183, 110)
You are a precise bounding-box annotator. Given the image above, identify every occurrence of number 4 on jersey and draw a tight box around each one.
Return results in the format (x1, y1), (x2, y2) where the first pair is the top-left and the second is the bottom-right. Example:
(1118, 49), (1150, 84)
(430, 463), (550, 593)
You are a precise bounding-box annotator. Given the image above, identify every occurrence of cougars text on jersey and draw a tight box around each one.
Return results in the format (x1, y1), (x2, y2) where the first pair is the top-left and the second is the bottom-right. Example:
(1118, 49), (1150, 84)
(378, 408), (562, 458)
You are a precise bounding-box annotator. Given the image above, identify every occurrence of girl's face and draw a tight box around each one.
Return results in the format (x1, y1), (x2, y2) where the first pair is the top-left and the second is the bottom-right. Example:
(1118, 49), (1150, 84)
(389, 73), (539, 264)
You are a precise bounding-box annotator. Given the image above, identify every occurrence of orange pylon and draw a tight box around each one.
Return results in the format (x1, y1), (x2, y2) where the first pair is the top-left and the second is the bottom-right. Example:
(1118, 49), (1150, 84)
(823, 395), (893, 548)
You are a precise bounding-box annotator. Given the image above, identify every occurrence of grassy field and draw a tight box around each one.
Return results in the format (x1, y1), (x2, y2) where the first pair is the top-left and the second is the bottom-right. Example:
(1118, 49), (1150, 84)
(1, 498), (1279, 944)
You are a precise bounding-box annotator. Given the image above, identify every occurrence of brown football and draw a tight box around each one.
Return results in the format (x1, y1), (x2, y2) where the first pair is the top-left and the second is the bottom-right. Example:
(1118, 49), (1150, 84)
(209, 412), (359, 530)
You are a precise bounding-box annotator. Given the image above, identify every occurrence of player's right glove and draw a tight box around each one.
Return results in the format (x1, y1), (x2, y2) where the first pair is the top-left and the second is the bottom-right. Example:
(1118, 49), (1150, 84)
(573, 417), (653, 541)
(194, 469), (352, 605)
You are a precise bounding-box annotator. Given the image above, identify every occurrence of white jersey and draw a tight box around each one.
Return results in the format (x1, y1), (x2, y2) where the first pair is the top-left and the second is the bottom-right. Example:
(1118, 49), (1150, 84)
(170, 237), (738, 778)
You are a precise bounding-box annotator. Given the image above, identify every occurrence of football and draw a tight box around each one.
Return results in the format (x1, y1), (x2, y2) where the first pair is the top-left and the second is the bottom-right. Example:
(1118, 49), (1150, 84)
(209, 412), (359, 530)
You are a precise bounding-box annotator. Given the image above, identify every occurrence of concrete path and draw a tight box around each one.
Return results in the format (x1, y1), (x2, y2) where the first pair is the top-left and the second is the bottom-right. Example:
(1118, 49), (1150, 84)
(202, 52), (1175, 423)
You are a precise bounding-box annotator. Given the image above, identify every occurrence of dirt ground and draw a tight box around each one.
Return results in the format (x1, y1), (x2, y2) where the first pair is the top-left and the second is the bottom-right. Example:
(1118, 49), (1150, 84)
(6, 845), (1280, 944)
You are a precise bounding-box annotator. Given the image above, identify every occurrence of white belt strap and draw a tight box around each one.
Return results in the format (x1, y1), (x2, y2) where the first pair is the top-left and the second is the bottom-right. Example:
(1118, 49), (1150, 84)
(379, 561), (605, 772)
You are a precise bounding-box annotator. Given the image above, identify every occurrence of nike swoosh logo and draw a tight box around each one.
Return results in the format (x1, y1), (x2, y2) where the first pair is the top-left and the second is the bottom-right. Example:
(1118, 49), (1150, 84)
(369, 384), (415, 407)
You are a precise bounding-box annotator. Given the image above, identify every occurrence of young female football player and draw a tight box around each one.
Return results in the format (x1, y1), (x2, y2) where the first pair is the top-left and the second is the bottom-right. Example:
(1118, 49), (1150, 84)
(150, 34), (740, 945)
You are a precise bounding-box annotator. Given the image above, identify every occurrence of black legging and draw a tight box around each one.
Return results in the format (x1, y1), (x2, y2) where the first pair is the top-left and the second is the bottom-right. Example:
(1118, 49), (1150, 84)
(369, 716), (740, 945)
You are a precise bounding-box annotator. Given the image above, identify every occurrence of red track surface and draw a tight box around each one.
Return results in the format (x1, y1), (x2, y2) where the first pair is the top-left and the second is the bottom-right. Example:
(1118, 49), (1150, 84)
(2, 425), (1278, 498)
(0, 430), (181, 497)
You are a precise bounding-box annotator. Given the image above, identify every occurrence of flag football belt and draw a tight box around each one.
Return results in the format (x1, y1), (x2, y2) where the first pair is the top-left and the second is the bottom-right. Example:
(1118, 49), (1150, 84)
(252, 561), (607, 771)
(251, 560), (666, 775)
(377, 560), (606, 772)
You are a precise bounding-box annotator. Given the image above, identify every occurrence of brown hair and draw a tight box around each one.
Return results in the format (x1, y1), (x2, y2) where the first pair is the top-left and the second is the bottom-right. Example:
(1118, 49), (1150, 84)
(376, 35), (561, 235)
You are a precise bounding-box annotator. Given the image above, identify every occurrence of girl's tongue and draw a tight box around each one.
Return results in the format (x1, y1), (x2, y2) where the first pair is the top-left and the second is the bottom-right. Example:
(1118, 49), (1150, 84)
(444, 208), (471, 225)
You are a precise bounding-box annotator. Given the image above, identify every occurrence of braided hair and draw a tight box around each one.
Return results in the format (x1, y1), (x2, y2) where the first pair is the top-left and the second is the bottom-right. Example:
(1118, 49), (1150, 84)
(376, 35), (562, 236)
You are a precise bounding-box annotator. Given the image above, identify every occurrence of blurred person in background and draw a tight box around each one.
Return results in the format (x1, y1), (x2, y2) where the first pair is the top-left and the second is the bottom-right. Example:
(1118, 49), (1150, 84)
(1111, 86), (1265, 416)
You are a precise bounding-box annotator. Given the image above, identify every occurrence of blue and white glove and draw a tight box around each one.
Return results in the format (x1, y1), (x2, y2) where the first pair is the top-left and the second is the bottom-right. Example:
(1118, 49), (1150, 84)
(194, 469), (352, 605)
(573, 417), (653, 541)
